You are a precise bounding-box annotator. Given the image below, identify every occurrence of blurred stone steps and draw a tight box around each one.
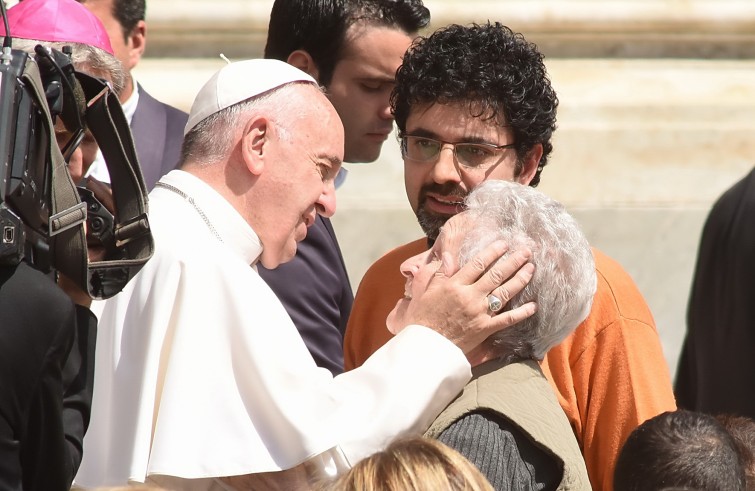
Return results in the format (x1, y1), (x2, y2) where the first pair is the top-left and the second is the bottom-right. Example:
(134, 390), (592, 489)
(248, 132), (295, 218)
(142, 0), (755, 59)
(135, 57), (755, 210)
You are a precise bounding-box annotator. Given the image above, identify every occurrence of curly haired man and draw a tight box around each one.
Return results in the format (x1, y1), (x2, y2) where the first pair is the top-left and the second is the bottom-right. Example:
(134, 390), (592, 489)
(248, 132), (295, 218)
(343, 22), (677, 490)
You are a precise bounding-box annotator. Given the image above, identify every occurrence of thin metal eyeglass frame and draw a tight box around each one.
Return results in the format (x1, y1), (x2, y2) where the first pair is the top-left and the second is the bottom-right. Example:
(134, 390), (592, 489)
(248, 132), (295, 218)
(398, 134), (516, 169)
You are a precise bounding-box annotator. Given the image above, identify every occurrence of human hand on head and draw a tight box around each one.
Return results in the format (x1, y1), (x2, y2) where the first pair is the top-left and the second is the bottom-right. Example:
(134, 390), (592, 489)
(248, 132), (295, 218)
(402, 240), (537, 354)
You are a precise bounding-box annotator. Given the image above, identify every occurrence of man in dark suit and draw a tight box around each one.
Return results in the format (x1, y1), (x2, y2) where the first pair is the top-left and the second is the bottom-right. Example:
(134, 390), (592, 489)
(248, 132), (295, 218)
(675, 167), (755, 417)
(78, 0), (188, 190)
(260, 0), (431, 375)
(129, 87), (187, 189)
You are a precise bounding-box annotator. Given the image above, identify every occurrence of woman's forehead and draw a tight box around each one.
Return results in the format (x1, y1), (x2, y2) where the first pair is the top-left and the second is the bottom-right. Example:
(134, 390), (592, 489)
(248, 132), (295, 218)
(437, 212), (472, 245)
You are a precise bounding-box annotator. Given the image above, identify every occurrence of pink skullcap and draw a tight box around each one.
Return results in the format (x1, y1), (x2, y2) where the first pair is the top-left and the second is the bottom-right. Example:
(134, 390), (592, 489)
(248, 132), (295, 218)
(0, 0), (114, 55)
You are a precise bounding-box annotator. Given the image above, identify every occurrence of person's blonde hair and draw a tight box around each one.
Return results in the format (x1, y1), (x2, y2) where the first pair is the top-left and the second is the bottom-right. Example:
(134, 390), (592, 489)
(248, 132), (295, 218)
(93, 487), (168, 491)
(316, 437), (494, 491)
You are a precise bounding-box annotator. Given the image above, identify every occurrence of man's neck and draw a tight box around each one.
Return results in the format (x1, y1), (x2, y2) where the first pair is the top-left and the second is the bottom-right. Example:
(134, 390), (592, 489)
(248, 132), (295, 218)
(119, 74), (135, 104)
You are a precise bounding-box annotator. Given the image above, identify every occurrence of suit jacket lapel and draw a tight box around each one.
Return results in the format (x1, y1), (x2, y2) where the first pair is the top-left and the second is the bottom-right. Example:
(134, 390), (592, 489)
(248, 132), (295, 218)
(131, 85), (168, 189)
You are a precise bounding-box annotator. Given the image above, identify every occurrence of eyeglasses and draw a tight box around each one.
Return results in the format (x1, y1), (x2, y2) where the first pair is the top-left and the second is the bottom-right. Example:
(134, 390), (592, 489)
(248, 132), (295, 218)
(399, 134), (516, 170)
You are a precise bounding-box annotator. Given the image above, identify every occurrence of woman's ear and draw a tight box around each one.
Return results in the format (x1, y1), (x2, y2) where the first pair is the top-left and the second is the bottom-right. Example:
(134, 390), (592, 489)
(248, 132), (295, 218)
(286, 50), (320, 81)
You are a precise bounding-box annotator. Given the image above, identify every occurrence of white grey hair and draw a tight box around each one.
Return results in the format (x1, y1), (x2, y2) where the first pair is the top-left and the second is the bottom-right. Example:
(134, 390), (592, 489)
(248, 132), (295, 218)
(460, 180), (596, 362)
(180, 81), (323, 166)
(12, 39), (126, 96)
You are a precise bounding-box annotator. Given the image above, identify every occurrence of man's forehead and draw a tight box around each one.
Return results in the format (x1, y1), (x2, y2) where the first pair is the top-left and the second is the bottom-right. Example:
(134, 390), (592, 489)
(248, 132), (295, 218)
(342, 21), (403, 43)
(337, 24), (412, 71)
(312, 89), (344, 130)
(410, 100), (501, 121)
(300, 94), (345, 160)
(406, 102), (508, 139)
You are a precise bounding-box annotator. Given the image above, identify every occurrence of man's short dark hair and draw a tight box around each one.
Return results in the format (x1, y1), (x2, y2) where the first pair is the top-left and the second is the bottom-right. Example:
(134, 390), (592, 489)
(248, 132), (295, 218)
(391, 22), (558, 187)
(76, 0), (145, 41)
(614, 410), (746, 491)
(264, 0), (430, 87)
(112, 0), (146, 40)
(717, 414), (755, 490)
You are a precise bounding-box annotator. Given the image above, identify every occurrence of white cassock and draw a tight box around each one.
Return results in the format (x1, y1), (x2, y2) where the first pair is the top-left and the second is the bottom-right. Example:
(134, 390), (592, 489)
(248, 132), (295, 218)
(74, 170), (471, 489)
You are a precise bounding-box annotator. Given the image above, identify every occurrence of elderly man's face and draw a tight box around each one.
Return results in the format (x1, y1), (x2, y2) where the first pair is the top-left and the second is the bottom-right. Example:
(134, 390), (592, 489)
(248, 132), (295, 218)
(326, 23), (413, 163)
(386, 211), (472, 334)
(403, 102), (537, 240)
(255, 87), (345, 269)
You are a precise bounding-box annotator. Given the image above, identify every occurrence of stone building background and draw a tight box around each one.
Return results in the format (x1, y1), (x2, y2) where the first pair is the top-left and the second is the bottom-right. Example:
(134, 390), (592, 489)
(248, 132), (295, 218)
(6, 0), (755, 380)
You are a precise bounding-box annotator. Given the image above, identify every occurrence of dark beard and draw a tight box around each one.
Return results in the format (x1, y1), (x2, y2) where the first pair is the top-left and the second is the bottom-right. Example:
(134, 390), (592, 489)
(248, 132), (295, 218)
(415, 182), (469, 240)
(416, 208), (450, 241)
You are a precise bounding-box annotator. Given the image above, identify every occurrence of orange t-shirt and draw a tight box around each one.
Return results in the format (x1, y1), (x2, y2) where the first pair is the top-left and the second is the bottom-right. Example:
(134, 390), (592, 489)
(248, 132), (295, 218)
(344, 239), (676, 491)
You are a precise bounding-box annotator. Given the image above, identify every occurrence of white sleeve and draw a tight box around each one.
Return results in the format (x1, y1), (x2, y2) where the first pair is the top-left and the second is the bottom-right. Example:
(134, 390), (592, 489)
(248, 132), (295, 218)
(327, 324), (471, 464)
(78, 246), (470, 485)
(147, 257), (471, 478)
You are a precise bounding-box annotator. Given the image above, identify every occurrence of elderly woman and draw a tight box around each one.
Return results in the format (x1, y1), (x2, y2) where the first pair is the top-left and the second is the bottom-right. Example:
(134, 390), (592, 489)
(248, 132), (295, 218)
(387, 180), (596, 491)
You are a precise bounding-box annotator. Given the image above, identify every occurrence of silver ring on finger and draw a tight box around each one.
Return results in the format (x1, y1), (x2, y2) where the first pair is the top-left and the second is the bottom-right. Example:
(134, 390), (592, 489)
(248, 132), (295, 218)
(487, 294), (503, 313)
